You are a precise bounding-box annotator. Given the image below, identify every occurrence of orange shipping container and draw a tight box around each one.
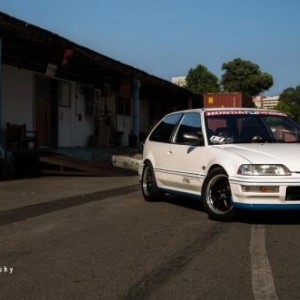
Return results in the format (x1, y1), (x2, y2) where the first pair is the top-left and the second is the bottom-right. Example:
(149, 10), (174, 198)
(204, 93), (253, 108)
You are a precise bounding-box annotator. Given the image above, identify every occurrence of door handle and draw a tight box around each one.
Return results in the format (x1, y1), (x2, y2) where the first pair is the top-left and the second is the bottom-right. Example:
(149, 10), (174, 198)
(168, 149), (173, 154)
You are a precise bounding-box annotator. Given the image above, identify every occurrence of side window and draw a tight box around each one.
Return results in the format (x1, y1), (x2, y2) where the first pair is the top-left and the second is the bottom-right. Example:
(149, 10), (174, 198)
(175, 113), (202, 145)
(149, 113), (182, 143)
(265, 116), (300, 142)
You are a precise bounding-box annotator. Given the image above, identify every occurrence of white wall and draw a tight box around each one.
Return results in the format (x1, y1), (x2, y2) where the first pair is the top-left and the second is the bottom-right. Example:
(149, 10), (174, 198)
(1, 63), (136, 148)
(69, 83), (94, 147)
(116, 115), (131, 146)
(64, 82), (116, 147)
(2, 65), (34, 127)
(1, 64), (34, 146)
(1, 64), (96, 148)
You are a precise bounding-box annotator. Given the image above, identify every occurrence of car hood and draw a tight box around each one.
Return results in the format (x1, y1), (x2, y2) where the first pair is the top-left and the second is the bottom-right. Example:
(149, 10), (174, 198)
(214, 143), (300, 171)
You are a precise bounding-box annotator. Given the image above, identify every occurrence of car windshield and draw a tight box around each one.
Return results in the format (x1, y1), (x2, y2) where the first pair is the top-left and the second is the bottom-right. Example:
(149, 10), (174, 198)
(205, 110), (300, 145)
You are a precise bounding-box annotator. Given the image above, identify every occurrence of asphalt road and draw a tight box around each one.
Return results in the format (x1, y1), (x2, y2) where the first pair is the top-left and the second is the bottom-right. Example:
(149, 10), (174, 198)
(1, 176), (300, 300)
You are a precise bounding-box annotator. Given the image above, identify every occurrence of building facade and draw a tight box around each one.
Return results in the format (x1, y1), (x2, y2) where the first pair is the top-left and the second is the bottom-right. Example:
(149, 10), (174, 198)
(253, 95), (279, 109)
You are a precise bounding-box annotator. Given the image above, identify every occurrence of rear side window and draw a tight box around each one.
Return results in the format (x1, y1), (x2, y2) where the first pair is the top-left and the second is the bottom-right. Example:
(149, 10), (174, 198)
(149, 113), (182, 143)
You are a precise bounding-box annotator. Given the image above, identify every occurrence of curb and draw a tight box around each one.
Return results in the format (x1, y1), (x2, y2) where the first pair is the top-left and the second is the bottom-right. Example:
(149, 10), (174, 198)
(112, 155), (142, 172)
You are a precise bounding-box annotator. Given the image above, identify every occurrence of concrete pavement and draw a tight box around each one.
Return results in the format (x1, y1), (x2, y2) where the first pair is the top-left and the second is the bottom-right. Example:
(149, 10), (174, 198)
(0, 174), (140, 212)
(0, 147), (143, 212)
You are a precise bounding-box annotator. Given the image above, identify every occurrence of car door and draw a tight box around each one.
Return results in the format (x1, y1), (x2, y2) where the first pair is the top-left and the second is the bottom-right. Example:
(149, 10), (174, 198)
(146, 112), (183, 187)
(163, 112), (207, 195)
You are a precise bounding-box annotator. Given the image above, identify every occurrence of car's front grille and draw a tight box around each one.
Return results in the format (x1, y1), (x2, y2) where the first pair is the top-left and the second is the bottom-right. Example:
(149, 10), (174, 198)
(286, 186), (300, 201)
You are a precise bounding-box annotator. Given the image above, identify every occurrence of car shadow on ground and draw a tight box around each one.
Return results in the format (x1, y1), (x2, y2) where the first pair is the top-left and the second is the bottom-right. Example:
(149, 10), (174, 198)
(236, 209), (300, 225)
(162, 194), (300, 225)
(163, 194), (204, 212)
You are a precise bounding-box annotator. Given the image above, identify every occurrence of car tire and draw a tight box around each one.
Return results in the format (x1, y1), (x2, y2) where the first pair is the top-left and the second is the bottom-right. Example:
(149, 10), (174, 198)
(141, 161), (164, 201)
(202, 167), (236, 221)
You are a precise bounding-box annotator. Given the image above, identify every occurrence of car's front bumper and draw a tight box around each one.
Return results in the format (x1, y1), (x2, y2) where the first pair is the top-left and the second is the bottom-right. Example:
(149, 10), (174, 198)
(230, 175), (300, 209)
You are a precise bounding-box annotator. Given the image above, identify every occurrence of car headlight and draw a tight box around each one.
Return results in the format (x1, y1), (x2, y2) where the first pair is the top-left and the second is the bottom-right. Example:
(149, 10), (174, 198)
(238, 164), (291, 176)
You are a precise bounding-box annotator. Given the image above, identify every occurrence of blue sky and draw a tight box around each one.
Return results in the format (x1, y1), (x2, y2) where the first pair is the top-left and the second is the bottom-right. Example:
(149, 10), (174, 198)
(1, 0), (299, 95)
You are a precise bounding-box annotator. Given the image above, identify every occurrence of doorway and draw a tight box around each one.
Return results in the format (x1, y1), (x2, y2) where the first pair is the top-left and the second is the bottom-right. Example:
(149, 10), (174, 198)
(35, 76), (58, 147)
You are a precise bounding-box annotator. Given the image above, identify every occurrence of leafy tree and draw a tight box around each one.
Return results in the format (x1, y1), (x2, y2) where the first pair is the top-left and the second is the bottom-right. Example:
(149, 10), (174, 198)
(185, 64), (220, 95)
(275, 86), (300, 122)
(221, 58), (273, 97)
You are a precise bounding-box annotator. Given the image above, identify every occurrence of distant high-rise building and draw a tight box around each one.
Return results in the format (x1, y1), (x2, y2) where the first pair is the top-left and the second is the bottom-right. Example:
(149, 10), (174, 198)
(253, 95), (279, 109)
(172, 76), (186, 87)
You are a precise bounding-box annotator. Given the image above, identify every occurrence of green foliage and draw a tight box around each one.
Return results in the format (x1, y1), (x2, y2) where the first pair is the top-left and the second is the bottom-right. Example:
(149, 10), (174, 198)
(220, 58), (273, 97)
(185, 64), (220, 96)
(275, 86), (300, 122)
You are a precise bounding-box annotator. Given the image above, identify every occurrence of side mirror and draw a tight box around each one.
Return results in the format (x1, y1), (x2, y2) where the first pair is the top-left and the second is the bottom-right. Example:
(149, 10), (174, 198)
(182, 132), (204, 145)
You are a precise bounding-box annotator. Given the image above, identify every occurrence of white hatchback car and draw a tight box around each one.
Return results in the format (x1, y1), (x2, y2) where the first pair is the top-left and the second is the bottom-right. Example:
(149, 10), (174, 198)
(139, 108), (300, 221)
